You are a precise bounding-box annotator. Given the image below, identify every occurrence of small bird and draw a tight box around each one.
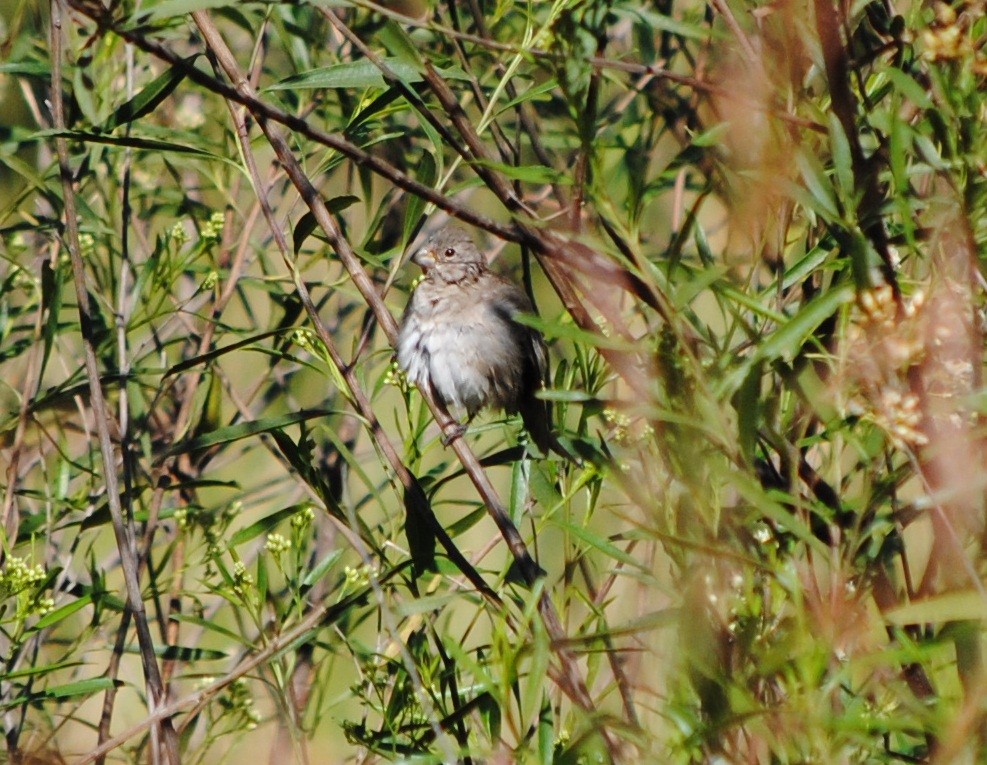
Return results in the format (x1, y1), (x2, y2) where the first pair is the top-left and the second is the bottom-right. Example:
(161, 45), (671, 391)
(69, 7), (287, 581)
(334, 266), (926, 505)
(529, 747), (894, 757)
(397, 226), (566, 457)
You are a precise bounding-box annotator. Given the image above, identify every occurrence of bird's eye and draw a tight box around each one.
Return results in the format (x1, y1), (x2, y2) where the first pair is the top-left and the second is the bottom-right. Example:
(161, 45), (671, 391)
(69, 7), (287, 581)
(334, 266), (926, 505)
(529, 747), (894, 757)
(444, 248), (455, 258)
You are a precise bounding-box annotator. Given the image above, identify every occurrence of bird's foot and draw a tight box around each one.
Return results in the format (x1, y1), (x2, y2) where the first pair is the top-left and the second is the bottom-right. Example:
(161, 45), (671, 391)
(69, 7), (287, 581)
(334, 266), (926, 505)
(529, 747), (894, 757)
(441, 422), (468, 446)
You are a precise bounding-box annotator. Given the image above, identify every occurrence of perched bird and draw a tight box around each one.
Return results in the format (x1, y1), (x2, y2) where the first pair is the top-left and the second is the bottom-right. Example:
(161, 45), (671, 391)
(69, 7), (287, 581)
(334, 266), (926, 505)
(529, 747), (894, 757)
(397, 226), (566, 457)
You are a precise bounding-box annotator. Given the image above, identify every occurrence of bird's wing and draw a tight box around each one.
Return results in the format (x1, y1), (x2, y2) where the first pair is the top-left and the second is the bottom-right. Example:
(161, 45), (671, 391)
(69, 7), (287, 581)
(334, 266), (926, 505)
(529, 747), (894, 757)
(486, 277), (549, 384)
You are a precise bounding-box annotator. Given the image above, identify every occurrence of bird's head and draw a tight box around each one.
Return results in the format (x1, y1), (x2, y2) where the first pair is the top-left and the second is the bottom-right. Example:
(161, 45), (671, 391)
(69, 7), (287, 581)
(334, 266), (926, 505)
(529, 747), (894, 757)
(411, 226), (486, 283)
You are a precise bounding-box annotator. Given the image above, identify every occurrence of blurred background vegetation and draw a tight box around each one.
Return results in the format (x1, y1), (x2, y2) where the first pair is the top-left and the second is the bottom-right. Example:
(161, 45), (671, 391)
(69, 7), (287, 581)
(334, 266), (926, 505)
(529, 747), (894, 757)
(1, 0), (986, 762)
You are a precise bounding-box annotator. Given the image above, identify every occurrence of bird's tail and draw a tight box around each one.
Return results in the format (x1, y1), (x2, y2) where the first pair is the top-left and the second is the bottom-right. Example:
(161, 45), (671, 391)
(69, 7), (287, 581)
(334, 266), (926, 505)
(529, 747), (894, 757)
(519, 393), (576, 461)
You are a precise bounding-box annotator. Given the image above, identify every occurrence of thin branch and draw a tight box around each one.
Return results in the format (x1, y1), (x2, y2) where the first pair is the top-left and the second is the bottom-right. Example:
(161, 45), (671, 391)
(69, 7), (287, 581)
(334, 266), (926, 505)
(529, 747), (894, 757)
(48, 1), (179, 763)
(813, 0), (900, 299)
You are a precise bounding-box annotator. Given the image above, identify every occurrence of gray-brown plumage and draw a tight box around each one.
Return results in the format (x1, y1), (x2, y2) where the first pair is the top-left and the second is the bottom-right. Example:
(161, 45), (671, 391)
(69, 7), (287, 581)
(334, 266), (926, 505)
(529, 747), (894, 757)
(397, 226), (565, 457)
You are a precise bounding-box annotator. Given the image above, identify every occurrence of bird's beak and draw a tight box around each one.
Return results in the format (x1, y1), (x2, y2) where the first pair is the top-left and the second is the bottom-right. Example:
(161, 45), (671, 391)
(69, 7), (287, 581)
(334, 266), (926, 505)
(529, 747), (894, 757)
(412, 245), (436, 270)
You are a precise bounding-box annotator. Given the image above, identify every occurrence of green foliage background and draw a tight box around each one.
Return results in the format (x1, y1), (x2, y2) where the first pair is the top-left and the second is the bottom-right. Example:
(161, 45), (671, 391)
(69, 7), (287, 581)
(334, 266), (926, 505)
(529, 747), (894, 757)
(1, 0), (986, 762)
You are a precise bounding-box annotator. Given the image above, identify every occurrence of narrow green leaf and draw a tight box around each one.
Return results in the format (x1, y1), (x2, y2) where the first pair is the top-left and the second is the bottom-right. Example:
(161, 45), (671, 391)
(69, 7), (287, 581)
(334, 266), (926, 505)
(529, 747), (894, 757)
(1, 661), (83, 680)
(828, 113), (854, 199)
(403, 152), (435, 246)
(30, 594), (93, 631)
(104, 56), (195, 131)
(553, 519), (645, 570)
(472, 159), (569, 185)
(0, 61), (50, 76)
(618, 7), (718, 40)
(796, 150), (840, 220)
(717, 283), (853, 398)
(885, 67), (933, 109)
(885, 591), (987, 625)
(269, 59), (422, 91)
(161, 409), (335, 458)
(292, 195), (360, 254)
(302, 549), (344, 588)
(137, 0), (241, 22)
(497, 79), (557, 114)
(377, 20), (424, 69)
(2, 678), (123, 710)
(34, 129), (217, 158)
(164, 328), (297, 376)
(230, 504), (310, 546)
(690, 122), (731, 148)
(170, 614), (250, 645)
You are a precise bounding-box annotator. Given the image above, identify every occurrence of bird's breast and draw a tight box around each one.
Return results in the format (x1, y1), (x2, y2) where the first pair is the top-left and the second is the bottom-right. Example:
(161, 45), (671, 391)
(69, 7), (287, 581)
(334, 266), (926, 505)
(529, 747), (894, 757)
(397, 284), (524, 415)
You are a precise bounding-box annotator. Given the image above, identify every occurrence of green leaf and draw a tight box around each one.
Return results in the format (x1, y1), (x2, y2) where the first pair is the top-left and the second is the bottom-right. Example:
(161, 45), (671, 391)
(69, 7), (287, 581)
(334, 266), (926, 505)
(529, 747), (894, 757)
(1, 661), (83, 680)
(170, 614), (250, 645)
(269, 59), (423, 91)
(716, 283), (853, 398)
(782, 244), (832, 290)
(39, 258), (63, 381)
(553, 519), (646, 570)
(34, 129), (222, 161)
(164, 328), (298, 376)
(497, 79), (557, 114)
(377, 20), (424, 69)
(472, 159), (570, 185)
(403, 152), (435, 246)
(302, 549), (344, 588)
(161, 409), (336, 458)
(885, 591), (987, 625)
(618, 7), (717, 40)
(292, 195), (360, 254)
(515, 314), (637, 351)
(477, 694), (501, 742)
(885, 67), (933, 109)
(690, 122), (731, 148)
(538, 702), (555, 764)
(828, 113), (854, 199)
(0, 61), (50, 77)
(121, 644), (228, 661)
(404, 482), (436, 576)
(796, 150), (840, 220)
(733, 362), (761, 463)
(136, 0), (243, 22)
(2, 678), (123, 710)
(230, 503), (311, 546)
(103, 56), (196, 131)
(30, 594), (93, 631)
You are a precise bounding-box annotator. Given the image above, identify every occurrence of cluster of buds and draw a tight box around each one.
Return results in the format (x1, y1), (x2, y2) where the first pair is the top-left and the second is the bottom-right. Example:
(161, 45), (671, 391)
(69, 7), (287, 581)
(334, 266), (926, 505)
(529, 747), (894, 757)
(383, 359), (409, 390)
(292, 328), (318, 355)
(921, 2), (987, 75)
(601, 407), (654, 446)
(169, 220), (189, 247)
(873, 389), (928, 449)
(200, 211), (226, 243)
(343, 564), (371, 588)
(847, 285), (928, 449)
(219, 678), (262, 731)
(290, 505), (316, 530)
(230, 560), (255, 600)
(265, 533), (292, 558)
(0, 557), (54, 620)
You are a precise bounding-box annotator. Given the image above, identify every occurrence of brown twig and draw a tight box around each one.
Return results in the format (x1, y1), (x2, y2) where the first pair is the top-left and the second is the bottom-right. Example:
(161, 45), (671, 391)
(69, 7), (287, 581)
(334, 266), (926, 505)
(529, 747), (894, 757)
(813, 0), (900, 299)
(48, 2), (179, 763)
